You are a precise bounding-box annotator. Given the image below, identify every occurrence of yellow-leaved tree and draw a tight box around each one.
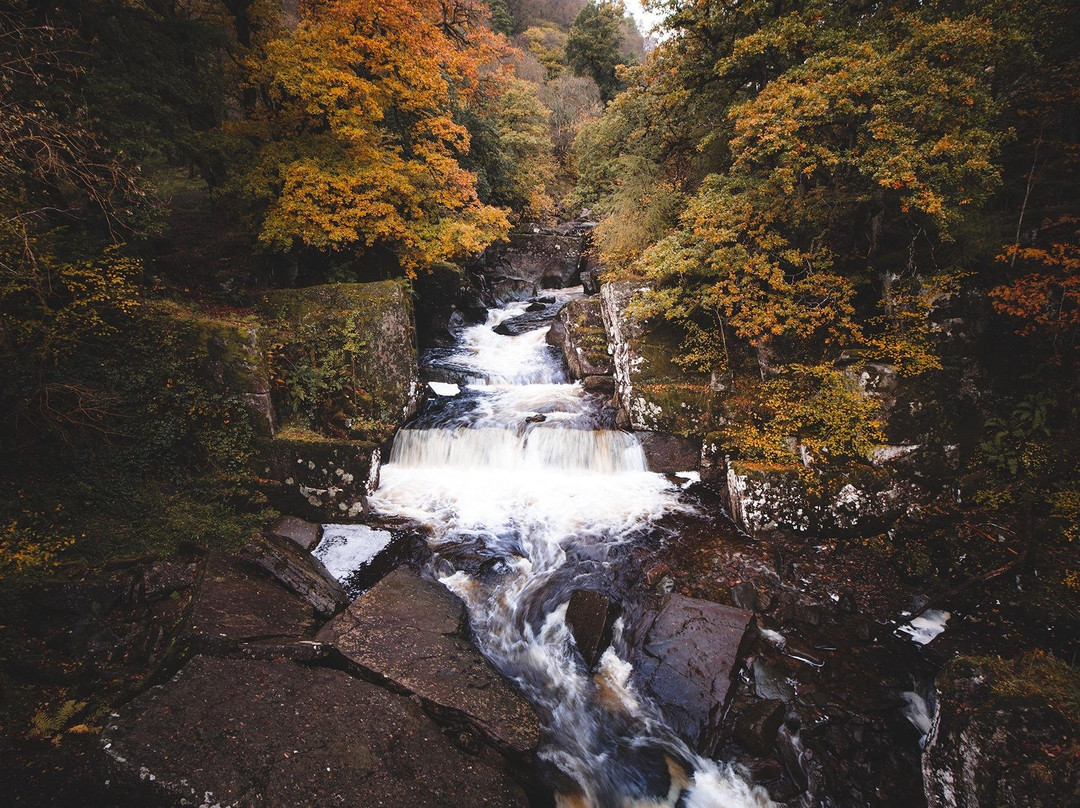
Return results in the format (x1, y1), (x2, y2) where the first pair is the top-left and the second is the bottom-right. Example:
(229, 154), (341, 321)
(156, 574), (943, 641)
(234, 0), (513, 276)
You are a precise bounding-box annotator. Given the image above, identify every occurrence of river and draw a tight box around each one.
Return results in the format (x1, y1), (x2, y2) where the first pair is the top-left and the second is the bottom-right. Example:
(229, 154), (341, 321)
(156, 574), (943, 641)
(363, 289), (774, 808)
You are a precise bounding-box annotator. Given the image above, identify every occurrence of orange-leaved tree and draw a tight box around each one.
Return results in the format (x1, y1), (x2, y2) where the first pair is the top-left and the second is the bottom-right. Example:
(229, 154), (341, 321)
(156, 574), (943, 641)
(233, 0), (513, 276)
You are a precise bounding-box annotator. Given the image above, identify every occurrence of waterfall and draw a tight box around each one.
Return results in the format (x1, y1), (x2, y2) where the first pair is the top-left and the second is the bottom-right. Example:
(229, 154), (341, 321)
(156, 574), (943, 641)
(364, 294), (774, 808)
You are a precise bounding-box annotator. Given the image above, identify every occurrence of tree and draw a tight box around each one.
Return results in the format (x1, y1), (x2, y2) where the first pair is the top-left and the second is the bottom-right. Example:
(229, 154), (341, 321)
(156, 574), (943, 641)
(565, 0), (628, 102)
(233, 0), (512, 276)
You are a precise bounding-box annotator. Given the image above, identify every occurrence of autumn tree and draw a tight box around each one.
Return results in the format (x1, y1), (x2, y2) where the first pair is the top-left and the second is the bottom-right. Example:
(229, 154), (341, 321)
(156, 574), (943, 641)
(233, 0), (514, 276)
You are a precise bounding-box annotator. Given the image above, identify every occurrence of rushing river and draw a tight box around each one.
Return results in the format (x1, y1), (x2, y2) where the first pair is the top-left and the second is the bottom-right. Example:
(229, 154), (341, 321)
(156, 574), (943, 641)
(367, 292), (773, 808)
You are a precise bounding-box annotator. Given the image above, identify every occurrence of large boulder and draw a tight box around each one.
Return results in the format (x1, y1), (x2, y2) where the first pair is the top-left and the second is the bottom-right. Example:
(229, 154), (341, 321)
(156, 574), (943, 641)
(412, 261), (487, 348)
(269, 514), (321, 551)
(254, 432), (381, 522)
(638, 432), (701, 473)
(633, 594), (754, 754)
(262, 280), (422, 443)
(100, 655), (531, 807)
(923, 657), (1079, 808)
(558, 298), (613, 379)
(599, 281), (714, 435)
(474, 231), (585, 304)
(722, 459), (927, 536)
(146, 302), (276, 437)
(318, 567), (541, 757)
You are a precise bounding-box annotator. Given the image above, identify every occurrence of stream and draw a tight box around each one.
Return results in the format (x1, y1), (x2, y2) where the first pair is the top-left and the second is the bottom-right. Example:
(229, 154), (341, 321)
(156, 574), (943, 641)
(363, 288), (774, 807)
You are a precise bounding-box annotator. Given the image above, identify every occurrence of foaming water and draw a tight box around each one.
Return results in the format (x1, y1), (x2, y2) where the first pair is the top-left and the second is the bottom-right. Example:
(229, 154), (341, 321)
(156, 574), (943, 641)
(369, 297), (773, 808)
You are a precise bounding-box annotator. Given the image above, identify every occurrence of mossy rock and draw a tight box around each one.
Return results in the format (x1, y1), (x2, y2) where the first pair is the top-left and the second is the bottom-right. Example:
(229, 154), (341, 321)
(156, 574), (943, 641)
(925, 655), (1080, 808)
(253, 432), (381, 522)
(599, 281), (715, 436)
(261, 281), (421, 443)
(558, 298), (613, 379)
(144, 302), (276, 437)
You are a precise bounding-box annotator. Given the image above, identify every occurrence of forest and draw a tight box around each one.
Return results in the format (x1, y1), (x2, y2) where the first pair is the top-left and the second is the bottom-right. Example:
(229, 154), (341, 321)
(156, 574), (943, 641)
(1, 0), (1077, 805)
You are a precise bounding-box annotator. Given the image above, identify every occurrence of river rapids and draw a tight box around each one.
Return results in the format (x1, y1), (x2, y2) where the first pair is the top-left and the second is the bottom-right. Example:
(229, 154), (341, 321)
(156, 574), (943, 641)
(364, 293), (774, 808)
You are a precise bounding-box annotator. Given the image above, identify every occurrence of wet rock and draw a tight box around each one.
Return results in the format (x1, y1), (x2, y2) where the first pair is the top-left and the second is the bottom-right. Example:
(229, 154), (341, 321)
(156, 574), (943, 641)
(644, 563), (670, 587)
(730, 582), (761, 612)
(269, 514), (322, 551)
(752, 658), (796, 702)
(413, 261), (487, 348)
(493, 304), (562, 335)
(836, 587), (858, 614)
(565, 590), (620, 669)
(240, 532), (348, 619)
(777, 724), (809, 791)
(638, 432), (701, 473)
(740, 758), (785, 785)
(185, 552), (317, 655)
(318, 567), (541, 756)
(546, 318), (567, 349)
(634, 594), (753, 753)
(923, 657), (1077, 808)
(734, 698), (786, 755)
(558, 298), (613, 379)
(579, 247), (603, 295)
(100, 656), (530, 807)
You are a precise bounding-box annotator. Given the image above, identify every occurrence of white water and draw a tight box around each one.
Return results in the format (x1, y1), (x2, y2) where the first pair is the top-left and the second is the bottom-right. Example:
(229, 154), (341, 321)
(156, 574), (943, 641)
(368, 299), (773, 807)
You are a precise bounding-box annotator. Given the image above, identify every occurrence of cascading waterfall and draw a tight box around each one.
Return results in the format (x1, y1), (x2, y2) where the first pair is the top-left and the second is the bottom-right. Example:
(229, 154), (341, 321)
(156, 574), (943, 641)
(369, 297), (774, 808)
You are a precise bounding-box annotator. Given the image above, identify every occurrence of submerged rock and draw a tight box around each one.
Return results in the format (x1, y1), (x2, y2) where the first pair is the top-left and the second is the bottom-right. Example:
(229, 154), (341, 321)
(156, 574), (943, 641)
(317, 567), (541, 756)
(634, 594), (754, 753)
(100, 655), (530, 807)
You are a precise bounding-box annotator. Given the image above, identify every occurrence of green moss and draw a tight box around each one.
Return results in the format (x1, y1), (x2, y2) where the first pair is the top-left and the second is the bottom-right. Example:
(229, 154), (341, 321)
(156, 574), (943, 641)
(261, 281), (419, 443)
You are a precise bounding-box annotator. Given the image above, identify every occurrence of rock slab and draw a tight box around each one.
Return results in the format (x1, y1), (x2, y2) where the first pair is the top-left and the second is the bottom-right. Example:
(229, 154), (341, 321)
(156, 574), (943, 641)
(634, 594), (753, 753)
(101, 655), (529, 807)
(186, 552), (317, 655)
(317, 567), (541, 756)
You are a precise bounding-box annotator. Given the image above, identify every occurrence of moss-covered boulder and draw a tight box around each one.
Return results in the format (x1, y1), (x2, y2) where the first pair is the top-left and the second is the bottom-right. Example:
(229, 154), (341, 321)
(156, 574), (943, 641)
(254, 431), (381, 522)
(723, 459), (927, 536)
(148, 303), (276, 437)
(923, 655), (1079, 808)
(262, 281), (421, 444)
(599, 281), (714, 435)
(558, 298), (613, 379)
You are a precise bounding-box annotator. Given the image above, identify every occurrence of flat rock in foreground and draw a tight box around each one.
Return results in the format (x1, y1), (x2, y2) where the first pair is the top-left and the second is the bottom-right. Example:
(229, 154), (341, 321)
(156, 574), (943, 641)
(185, 552), (317, 654)
(318, 567), (541, 756)
(101, 655), (528, 807)
(634, 594), (754, 753)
